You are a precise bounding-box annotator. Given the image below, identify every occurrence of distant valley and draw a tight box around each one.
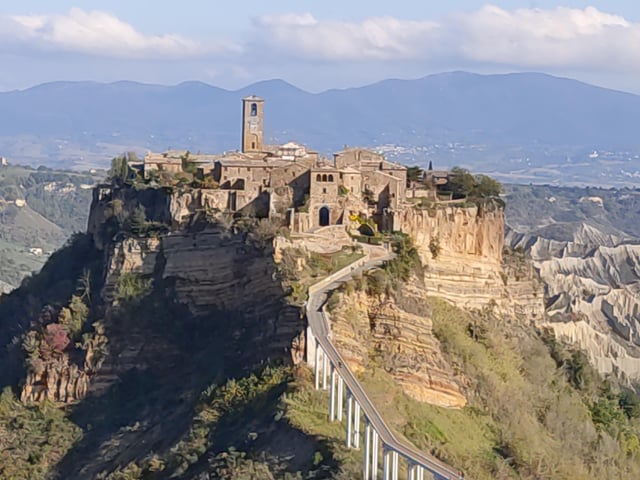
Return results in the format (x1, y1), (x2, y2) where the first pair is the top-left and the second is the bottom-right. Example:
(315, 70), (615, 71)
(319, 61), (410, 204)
(2, 71), (640, 187)
(0, 164), (104, 290)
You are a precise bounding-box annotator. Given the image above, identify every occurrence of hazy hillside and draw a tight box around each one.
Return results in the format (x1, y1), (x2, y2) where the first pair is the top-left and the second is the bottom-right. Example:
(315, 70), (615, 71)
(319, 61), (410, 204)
(0, 165), (104, 289)
(2, 72), (640, 185)
(504, 184), (640, 242)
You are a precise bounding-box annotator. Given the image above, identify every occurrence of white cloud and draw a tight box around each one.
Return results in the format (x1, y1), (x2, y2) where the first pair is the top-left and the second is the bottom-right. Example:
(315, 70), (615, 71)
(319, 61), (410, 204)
(252, 6), (640, 71)
(2, 8), (239, 59)
(252, 13), (440, 61)
(455, 5), (640, 70)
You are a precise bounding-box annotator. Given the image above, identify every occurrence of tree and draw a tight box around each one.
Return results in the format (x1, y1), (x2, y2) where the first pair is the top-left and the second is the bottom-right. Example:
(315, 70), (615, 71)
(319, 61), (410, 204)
(109, 156), (130, 183)
(447, 167), (502, 199)
(181, 151), (196, 174)
(77, 269), (92, 304)
(475, 174), (502, 197)
(43, 323), (70, 354)
(109, 153), (140, 183)
(406, 166), (424, 185)
(127, 205), (147, 235)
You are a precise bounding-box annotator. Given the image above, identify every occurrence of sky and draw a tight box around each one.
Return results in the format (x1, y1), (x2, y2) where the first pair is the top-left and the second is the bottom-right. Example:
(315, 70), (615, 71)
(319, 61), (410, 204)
(1, 1), (640, 93)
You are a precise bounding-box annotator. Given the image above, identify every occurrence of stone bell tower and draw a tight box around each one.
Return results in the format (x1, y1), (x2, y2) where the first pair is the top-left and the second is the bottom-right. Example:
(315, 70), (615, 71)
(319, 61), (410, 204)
(241, 95), (264, 153)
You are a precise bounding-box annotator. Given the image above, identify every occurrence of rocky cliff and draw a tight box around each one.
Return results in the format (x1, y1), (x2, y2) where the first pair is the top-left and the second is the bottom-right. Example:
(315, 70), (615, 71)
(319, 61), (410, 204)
(13, 183), (305, 414)
(400, 203), (544, 320)
(327, 202), (544, 410)
(508, 226), (640, 384)
(329, 282), (466, 408)
(9, 183), (312, 478)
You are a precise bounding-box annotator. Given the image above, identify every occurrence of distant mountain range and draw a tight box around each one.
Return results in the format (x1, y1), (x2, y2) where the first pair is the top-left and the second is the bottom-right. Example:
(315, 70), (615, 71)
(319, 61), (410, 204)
(2, 72), (640, 185)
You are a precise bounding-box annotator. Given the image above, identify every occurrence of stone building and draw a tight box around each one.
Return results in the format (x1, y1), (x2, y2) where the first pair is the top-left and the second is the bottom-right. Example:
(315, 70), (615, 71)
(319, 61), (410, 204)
(139, 96), (408, 233)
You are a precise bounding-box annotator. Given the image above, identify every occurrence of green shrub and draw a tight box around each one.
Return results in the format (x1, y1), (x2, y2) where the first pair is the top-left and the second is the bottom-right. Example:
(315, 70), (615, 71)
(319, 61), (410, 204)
(0, 387), (82, 479)
(428, 236), (441, 259)
(116, 272), (152, 304)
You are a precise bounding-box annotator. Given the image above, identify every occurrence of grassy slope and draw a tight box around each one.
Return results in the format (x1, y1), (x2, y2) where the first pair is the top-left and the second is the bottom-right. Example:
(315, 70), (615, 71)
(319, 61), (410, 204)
(348, 297), (640, 480)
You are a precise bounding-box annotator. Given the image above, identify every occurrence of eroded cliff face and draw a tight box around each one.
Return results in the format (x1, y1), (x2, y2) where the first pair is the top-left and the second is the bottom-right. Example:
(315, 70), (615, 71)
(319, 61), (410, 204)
(400, 204), (544, 320)
(329, 282), (467, 408)
(508, 226), (640, 383)
(399, 203), (504, 265)
(18, 185), (305, 407)
(102, 229), (304, 361)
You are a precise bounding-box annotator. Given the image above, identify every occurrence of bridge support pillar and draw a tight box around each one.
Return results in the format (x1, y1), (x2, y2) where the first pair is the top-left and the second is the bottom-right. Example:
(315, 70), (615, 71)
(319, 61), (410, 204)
(314, 341), (320, 390)
(363, 420), (371, 479)
(346, 392), (353, 448)
(371, 429), (379, 480)
(408, 463), (420, 480)
(329, 367), (337, 421)
(322, 351), (328, 390)
(353, 401), (361, 449)
(392, 450), (398, 480)
(337, 375), (344, 421)
(383, 448), (391, 480)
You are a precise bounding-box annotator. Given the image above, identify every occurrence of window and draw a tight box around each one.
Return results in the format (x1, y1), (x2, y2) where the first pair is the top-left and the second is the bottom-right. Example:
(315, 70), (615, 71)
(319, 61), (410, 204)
(322, 174), (328, 182)
(328, 174), (334, 182)
(323, 187), (327, 194)
(251, 142), (256, 149)
(250, 103), (257, 116)
(316, 174), (322, 182)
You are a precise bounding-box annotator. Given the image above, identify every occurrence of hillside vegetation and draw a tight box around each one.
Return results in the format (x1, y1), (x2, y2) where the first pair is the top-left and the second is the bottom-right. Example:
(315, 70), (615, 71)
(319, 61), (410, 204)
(3, 175), (640, 479)
(0, 164), (103, 289)
(351, 297), (640, 479)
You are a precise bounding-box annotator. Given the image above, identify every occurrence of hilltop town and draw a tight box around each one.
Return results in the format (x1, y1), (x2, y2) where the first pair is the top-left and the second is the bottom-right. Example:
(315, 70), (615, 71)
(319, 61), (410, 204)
(129, 96), (453, 236)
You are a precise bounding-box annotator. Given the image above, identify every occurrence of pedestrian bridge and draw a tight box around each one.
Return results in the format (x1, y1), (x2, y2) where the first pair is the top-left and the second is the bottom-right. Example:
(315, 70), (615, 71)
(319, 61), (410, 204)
(305, 252), (466, 480)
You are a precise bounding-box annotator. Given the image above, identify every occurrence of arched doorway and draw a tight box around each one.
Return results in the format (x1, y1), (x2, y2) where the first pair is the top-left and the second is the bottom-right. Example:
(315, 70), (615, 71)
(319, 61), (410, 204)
(319, 206), (330, 226)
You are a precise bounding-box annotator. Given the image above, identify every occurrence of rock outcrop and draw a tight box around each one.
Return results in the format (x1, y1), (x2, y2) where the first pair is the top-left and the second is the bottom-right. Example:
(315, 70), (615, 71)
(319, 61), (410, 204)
(399, 203), (504, 264)
(329, 282), (467, 408)
(508, 226), (640, 383)
(20, 306), (108, 404)
(21, 354), (91, 404)
(400, 203), (544, 320)
(85, 185), (306, 400)
(102, 227), (303, 358)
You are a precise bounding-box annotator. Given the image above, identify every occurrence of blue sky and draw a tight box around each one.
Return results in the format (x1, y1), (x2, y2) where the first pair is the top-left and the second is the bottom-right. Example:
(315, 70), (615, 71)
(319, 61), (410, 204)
(1, 1), (640, 93)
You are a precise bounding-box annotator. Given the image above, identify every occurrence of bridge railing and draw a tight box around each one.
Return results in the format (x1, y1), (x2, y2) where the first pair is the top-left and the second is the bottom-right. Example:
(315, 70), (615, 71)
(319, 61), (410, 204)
(306, 251), (466, 480)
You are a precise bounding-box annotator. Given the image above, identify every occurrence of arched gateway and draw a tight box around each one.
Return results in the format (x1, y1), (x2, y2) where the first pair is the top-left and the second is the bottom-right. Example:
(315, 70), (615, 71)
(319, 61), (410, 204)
(319, 206), (330, 226)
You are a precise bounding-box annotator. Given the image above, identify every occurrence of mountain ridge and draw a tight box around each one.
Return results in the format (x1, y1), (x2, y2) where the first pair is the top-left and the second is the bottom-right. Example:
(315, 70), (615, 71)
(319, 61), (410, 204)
(6, 71), (640, 98)
(2, 71), (640, 186)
